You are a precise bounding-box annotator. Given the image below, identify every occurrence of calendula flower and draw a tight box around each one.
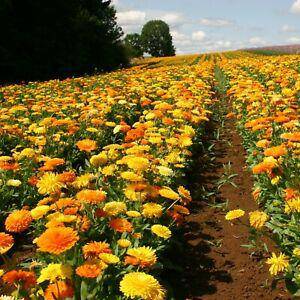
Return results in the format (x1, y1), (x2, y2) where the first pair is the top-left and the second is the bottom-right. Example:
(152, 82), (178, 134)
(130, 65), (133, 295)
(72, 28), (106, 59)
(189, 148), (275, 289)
(266, 253), (289, 276)
(159, 187), (180, 201)
(225, 209), (245, 221)
(264, 145), (287, 158)
(249, 211), (268, 229)
(6, 179), (21, 187)
(285, 198), (300, 213)
(117, 239), (132, 248)
(99, 253), (120, 264)
(157, 166), (173, 176)
(36, 227), (79, 255)
(126, 210), (141, 218)
(293, 248), (300, 257)
(2, 270), (36, 289)
(37, 264), (72, 283)
(76, 263), (102, 278)
(121, 171), (144, 182)
(37, 172), (62, 195)
(151, 225), (171, 239)
(76, 189), (106, 204)
(120, 272), (165, 300)
(44, 280), (74, 300)
(127, 156), (149, 172)
(103, 201), (127, 216)
(0, 233), (14, 254)
(5, 210), (32, 233)
(110, 218), (133, 233)
(72, 174), (94, 189)
(125, 247), (157, 267)
(30, 205), (50, 220)
(76, 139), (97, 152)
(90, 152), (108, 167)
(142, 203), (163, 218)
(82, 241), (111, 259)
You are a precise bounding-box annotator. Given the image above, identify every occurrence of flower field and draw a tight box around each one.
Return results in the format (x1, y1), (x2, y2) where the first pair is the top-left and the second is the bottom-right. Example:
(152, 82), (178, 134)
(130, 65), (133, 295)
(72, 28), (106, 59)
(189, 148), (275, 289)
(0, 52), (299, 299)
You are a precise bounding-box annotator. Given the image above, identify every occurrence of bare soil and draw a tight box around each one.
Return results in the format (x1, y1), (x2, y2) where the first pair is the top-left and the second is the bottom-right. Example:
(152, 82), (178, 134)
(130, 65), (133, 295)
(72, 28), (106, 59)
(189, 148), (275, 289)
(165, 117), (290, 299)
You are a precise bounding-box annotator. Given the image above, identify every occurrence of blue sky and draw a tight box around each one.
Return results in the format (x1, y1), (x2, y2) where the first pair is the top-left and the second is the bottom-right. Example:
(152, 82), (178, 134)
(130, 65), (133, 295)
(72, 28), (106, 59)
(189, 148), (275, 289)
(113, 0), (300, 53)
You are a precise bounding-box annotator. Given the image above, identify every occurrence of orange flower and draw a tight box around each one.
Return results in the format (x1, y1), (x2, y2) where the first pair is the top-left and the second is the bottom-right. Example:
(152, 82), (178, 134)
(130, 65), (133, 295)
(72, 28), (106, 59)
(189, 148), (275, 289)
(2, 270), (36, 289)
(109, 218), (133, 233)
(76, 263), (102, 278)
(125, 128), (145, 142)
(40, 158), (65, 171)
(76, 189), (106, 204)
(82, 241), (112, 259)
(76, 139), (97, 152)
(45, 280), (74, 300)
(36, 227), (79, 254)
(264, 145), (287, 158)
(58, 171), (76, 184)
(280, 132), (300, 142)
(5, 210), (32, 233)
(0, 232), (14, 254)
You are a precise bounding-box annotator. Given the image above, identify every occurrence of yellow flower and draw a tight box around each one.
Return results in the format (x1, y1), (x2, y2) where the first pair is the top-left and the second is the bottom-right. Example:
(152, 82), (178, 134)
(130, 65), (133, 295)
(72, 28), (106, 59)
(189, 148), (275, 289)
(90, 152), (108, 167)
(121, 171), (143, 182)
(101, 164), (115, 176)
(151, 225), (171, 239)
(159, 187), (180, 201)
(31, 205), (50, 220)
(157, 166), (173, 176)
(37, 173), (62, 195)
(72, 174), (93, 189)
(6, 179), (22, 187)
(285, 198), (300, 213)
(99, 253), (120, 264)
(225, 209), (245, 221)
(117, 239), (132, 248)
(127, 156), (149, 172)
(266, 253), (289, 276)
(37, 263), (72, 283)
(127, 247), (157, 266)
(142, 203), (163, 218)
(126, 210), (141, 218)
(293, 248), (300, 257)
(120, 272), (165, 300)
(249, 211), (268, 229)
(103, 201), (127, 216)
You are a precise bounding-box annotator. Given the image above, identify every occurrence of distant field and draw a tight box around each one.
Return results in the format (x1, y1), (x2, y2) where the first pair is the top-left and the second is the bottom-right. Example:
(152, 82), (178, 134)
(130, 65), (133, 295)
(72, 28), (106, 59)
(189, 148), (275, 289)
(245, 44), (300, 55)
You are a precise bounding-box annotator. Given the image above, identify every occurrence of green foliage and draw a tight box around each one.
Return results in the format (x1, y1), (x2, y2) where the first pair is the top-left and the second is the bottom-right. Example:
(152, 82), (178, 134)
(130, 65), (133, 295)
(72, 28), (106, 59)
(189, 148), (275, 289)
(141, 20), (175, 57)
(0, 0), (129, 82)
(124, 33), (143, 58)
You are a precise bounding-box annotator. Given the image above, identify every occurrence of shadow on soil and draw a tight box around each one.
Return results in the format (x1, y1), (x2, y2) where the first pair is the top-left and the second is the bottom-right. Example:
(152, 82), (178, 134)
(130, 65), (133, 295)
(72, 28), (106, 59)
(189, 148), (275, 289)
(161, 117), (233, 300)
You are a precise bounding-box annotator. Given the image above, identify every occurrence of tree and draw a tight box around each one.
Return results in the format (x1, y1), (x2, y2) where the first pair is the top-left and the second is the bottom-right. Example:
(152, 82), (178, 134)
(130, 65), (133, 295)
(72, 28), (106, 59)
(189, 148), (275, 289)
(0, 0), (129, 82)
(141, 20), (175, 57)
(124, 33), (143, 58)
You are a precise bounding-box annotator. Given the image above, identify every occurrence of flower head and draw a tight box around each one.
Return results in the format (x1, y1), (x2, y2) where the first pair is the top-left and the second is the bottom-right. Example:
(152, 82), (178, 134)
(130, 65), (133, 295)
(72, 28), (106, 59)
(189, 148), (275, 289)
(120, 272), (165, 300)
(37, 173), (62, 195)
(266, 252), (289, 276)
(5, 210), (32, 233)
(225, 209), (245, 221)
(0, 233), (14, 254)
(76, 139), (97, 152)
(151, 225), (171, 239)
(44, 280), (74, 300)
(249, 211), (268, 229)
(36, 227), (79, 255)
(37, 264), (72, 283)
(2, 270), (36, 289)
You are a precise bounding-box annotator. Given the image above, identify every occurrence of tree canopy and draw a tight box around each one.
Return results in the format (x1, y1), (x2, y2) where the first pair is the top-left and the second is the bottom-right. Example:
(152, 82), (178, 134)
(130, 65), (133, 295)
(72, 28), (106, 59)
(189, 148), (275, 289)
(141, 20), (175, 57)
(0, 0), (128, 82)
(124, 33), (143, 58)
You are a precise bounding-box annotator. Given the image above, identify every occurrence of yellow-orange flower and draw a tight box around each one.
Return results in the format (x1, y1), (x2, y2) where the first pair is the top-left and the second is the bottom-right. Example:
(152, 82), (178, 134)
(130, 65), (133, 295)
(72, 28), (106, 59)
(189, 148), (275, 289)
(76, 263), (102, 278)
(36, 227), (79, 255)
(0, 233), (14, 254)
(5, 210), (32, 233)
(76, 139), (97, 152)
(76, 189), (106, 204)
(44, 280), (74, 300)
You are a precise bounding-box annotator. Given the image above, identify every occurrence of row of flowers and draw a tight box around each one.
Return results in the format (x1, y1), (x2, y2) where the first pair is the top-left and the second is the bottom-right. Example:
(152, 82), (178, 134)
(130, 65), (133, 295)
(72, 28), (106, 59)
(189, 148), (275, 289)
(0, 61), (215, 299)
(221, 54), (300, 294)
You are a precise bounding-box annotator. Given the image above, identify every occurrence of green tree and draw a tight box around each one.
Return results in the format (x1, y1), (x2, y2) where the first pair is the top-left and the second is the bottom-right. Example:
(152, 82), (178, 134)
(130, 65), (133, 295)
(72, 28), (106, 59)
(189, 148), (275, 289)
(141, 20), (175, 57)
(124, 33), (143, 58)
(0, 0), (128, 82)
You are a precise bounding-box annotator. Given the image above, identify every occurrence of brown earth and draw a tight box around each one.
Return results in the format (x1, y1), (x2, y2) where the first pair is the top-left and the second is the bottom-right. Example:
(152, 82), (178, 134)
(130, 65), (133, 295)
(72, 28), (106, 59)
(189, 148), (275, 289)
(166, 116), (290, 299)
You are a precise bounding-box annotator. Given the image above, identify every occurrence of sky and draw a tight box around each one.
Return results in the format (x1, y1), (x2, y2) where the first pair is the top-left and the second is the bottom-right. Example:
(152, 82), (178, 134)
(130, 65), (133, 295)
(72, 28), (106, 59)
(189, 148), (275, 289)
(112, 0), (300, 54)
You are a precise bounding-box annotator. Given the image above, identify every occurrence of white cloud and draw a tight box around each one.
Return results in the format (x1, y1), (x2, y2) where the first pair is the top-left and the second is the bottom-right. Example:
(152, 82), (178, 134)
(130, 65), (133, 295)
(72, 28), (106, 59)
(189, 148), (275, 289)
(281, 24), (297, 32)
(287, 36), (300, 43)
(199, 18), (234, 27)
(111, 0), (119, 6)
(161, 13), (185, 26)
(192, 31), (206, 41)
(249, 36), (266, 46)
(290, 0), (300, 14)
(116, 10), (146, 26)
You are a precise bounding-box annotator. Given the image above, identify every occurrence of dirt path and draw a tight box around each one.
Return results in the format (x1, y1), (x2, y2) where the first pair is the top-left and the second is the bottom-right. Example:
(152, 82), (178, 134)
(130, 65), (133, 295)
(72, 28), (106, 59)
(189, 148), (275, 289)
(178, 116), (290, 300)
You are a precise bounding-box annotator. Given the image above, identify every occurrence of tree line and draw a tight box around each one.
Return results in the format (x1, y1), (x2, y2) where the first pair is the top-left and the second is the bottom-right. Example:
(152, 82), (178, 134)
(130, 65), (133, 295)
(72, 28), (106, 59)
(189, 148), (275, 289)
(0, 0), (175, 83)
